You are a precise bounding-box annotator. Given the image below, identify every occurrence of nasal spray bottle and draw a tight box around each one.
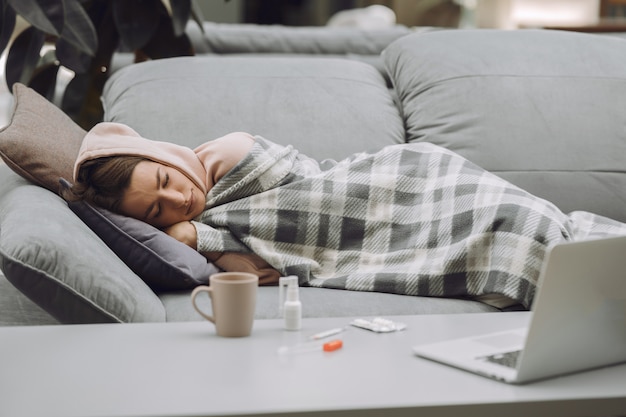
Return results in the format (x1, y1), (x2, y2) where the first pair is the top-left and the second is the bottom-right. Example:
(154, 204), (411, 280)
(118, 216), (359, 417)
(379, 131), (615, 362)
(279, 276), (302, 331)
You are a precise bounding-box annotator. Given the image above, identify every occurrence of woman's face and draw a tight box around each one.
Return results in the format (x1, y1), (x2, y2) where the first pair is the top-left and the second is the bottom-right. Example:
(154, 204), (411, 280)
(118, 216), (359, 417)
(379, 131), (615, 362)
(119, 160), (205, 228)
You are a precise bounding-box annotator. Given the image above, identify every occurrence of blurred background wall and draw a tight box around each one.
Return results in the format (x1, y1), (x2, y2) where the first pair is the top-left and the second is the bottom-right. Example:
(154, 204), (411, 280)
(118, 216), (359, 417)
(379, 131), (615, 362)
(196, 0), (622, 29)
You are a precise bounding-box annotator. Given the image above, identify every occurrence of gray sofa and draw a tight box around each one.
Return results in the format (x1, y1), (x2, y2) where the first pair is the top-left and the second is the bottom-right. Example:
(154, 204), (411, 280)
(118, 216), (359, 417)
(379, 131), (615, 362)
(2, 26), (626, 326)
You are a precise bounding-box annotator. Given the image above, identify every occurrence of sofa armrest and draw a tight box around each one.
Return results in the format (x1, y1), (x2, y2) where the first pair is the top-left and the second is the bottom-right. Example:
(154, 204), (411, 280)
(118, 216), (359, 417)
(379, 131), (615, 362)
(0, 166), (166, 324)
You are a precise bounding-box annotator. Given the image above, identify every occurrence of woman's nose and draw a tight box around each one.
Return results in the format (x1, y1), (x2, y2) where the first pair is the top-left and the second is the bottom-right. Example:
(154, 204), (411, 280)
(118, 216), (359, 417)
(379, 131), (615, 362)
(161, 189), (186, 207)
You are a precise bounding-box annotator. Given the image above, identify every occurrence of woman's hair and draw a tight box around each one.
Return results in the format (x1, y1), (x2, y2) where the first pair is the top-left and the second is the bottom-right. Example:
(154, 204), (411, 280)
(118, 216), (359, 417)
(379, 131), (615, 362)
(63, 155), (146, 213)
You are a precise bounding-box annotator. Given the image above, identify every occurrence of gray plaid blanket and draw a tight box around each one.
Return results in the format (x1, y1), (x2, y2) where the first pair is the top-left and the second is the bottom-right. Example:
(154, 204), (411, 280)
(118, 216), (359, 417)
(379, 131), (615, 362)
(194, 137), (626, 308)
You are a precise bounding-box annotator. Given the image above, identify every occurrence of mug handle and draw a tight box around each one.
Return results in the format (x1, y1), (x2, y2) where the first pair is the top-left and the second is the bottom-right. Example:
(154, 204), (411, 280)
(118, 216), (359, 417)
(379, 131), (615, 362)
(191, 285), (216, 323)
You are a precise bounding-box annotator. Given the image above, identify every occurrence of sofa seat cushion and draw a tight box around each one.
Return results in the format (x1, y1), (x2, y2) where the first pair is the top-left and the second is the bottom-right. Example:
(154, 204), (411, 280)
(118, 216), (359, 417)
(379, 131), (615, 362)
(102, 56), (405, 162)
(384, 29), (626, 222)
(163, 286), (499, 322)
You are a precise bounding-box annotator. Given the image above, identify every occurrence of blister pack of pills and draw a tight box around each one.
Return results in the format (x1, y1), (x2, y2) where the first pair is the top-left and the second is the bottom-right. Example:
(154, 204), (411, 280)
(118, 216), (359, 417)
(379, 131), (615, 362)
(350, 317), (406, 333)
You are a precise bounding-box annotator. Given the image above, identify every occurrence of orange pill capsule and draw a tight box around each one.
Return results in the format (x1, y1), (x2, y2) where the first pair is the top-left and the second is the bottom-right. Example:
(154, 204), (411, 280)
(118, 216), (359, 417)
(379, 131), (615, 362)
(323, 339), (343, 352)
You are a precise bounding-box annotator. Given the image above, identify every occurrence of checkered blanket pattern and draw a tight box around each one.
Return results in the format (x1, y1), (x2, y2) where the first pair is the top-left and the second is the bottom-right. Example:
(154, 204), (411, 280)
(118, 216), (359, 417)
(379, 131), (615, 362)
(194, 137), (626, 308)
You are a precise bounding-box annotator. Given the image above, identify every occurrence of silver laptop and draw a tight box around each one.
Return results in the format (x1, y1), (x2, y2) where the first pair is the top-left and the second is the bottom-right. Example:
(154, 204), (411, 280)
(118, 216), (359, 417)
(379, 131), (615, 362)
(412, 235), (626, 384)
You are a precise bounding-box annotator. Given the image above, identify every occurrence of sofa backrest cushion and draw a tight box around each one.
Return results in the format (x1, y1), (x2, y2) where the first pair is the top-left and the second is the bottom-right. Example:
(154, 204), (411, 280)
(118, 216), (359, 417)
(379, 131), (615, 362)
(187, 22), (412, 55)
(183, 22), (422, 88)
(102, 56), (405, 162)
(384, 29), (626, 222)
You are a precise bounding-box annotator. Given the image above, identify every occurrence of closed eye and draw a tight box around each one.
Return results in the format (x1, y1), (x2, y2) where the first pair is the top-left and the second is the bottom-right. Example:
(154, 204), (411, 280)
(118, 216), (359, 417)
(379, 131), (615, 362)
(144, 167), (167, 220)
(154, 172), (169, 218)
(154, 170), (169, 218)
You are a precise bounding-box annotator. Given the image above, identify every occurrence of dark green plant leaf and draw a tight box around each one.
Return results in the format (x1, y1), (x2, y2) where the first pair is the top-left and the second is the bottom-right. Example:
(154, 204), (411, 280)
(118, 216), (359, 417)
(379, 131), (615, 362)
(28, 59), (59, 101)
(7, 0), (63, 36)
(59, 0), (97, 56)
(139, 9), (193, 60)
(62, 68), (107, 129)
(5, 26), (45, 90)
(112, 0), (160, 50)
(170, 0), (191, 37)
(62, 1), (118, 129)
(29, 64), (58, 101)
(56, 36), (92, 73)
(0, 0), (16, 53)
(61, 71), (88, 121)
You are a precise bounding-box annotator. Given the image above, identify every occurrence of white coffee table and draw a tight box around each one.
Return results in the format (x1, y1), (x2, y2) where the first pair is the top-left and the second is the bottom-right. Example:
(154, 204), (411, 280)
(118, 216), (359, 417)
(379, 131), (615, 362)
(1, 312), (624, 417)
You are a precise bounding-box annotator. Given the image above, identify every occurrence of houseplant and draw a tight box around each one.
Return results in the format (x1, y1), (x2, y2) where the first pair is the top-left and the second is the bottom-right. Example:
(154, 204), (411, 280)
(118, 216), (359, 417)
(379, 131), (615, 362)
(0, 0), (203, 129)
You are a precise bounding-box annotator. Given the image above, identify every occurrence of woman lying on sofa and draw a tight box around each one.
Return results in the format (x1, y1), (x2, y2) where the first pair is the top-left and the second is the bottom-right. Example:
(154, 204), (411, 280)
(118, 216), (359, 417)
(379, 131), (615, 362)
(65, 122), (626, 309)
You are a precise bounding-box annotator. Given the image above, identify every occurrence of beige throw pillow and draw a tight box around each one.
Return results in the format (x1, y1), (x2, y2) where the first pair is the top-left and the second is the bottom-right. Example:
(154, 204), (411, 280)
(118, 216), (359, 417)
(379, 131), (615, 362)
(0, 83), (86, 193)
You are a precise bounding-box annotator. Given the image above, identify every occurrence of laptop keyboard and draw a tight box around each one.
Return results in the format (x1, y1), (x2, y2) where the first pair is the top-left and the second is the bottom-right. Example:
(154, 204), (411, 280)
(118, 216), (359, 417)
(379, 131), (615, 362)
(481, 350), (521, 368)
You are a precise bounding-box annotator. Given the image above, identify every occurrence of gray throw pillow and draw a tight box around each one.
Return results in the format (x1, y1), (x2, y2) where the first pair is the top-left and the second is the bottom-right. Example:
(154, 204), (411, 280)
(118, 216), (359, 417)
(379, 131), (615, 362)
(60, 179), (218, 292)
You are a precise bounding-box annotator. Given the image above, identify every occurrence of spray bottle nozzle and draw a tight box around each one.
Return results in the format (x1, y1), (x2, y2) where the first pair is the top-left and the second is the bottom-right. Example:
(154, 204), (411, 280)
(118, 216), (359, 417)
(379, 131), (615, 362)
(279, 276), (299, 313)
(279, 275), (301, 330)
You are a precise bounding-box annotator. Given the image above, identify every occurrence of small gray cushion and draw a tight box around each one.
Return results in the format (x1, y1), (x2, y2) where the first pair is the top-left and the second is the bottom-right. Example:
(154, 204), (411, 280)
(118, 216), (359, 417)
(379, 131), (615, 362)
(384, 29), (626, 222)
(102, 56), (405, 162)
(60, 179), (218, 292)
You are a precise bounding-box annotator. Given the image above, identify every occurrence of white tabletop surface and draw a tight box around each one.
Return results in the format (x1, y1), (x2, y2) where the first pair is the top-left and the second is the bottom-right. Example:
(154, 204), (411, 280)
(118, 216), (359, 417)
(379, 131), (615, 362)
(1, 312), (625, 417)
